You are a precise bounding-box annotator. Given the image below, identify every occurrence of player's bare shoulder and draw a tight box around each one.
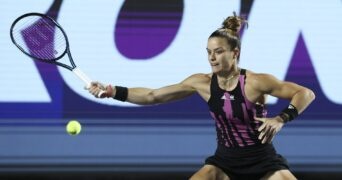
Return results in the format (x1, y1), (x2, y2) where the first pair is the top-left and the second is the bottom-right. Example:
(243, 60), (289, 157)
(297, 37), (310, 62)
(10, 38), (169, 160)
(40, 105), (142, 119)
(245, 69), (264, 79)
(245, 69), (279, 93)
(246, 69), (274, 81)
(244, 70), (272, 103)
(182, 73), (211, 86)
(181, 73), (211, 101)
(181, 73), (211, 95)
(190, 73), (212, 81)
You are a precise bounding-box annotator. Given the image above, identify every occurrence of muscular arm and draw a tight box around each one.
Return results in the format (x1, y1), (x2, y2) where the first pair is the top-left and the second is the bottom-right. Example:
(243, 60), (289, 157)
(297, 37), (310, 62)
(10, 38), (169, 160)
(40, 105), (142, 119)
(254, 73), (315, 114)
(253, 73), (315, 143)
(126, 84), (195, 105)
(114, 74), (203, 105)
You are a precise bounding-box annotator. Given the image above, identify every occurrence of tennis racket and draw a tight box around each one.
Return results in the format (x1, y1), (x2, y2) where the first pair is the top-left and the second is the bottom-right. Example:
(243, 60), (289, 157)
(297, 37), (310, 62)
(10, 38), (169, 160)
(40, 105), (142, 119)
(10, 12), (105, 97)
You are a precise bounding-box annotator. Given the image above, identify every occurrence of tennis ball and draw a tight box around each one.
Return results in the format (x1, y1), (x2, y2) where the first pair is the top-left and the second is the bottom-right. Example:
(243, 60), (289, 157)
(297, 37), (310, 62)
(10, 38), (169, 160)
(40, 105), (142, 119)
(66, 120), (82, 135)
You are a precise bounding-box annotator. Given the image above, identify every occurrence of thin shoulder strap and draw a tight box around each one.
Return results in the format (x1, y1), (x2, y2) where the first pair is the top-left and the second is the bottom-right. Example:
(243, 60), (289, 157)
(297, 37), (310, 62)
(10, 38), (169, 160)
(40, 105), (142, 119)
(240, 68), (246, 75)
(210, 73), (218, 93)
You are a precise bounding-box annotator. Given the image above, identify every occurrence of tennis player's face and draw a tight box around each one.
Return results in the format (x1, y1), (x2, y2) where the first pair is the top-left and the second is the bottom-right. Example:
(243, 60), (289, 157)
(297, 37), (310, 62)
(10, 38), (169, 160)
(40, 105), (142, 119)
(206, 37), (236, 74)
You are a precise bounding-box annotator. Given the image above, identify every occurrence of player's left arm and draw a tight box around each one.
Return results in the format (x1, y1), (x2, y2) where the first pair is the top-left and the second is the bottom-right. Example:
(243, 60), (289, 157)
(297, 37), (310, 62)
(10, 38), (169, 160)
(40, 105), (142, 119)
(253, 73), (315, 143)
(257, 74), (315, 114)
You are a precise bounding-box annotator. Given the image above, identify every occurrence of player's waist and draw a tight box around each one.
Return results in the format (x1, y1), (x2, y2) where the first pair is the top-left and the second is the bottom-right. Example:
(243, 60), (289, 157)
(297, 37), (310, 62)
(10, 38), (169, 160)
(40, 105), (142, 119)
(215, 142), (275, 158)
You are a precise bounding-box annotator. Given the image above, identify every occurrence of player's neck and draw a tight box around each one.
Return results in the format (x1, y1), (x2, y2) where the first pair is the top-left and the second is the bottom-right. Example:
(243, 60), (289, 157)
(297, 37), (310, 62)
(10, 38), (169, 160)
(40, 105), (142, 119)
(217, 67), (240, 81)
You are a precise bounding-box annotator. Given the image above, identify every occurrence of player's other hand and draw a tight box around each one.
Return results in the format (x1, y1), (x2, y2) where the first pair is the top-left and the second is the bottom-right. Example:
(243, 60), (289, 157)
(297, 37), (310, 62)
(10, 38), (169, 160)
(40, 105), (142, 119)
(255, 116), (285, 144)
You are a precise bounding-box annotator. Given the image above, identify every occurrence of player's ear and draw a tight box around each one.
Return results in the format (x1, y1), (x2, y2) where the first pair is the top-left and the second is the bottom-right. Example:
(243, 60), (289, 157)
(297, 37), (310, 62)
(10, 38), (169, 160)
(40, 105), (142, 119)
(233, 47), (240, 59)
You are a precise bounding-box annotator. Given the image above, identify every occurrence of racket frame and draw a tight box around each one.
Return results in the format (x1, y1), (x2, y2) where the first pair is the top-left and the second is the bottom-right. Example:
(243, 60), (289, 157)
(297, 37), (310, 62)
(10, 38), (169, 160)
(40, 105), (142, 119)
(10, 12), (106, 94)
(10, 12), (75, 71)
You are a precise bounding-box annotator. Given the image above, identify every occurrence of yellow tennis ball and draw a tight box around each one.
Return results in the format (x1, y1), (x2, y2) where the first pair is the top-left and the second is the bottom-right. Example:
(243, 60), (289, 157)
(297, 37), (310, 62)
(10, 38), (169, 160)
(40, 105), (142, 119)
(66, 120), (82, 135)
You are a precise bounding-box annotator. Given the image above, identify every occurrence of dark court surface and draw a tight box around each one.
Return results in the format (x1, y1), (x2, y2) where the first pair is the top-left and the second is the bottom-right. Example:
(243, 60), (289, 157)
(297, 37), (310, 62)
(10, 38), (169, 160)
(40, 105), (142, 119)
(0, 172), (342, 180)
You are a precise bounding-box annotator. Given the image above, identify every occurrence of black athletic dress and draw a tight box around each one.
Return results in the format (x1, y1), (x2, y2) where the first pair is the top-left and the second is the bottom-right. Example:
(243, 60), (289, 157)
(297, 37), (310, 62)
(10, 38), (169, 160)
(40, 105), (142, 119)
(205, 69), (289, 180)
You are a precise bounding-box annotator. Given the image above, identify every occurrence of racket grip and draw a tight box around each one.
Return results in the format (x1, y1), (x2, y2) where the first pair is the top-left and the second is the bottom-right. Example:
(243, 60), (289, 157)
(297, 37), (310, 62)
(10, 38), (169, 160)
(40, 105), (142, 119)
(73, 67), (107, 98)
(72, 67), (92, 88)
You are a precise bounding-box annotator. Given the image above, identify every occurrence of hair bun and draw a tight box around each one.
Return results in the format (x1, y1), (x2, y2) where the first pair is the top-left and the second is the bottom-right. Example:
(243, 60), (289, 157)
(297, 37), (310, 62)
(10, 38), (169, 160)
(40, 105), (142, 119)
(222, 12), (247, 34)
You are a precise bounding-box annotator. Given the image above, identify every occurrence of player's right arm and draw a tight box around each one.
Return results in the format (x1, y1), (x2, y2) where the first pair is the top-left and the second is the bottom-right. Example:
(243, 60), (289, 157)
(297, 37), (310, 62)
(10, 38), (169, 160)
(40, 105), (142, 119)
(89, 74), (206, 105)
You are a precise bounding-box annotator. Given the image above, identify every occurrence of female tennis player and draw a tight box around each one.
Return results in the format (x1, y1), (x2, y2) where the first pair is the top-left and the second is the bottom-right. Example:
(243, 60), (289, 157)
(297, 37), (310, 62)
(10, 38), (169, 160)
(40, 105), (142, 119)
(87, 12), (315, 180)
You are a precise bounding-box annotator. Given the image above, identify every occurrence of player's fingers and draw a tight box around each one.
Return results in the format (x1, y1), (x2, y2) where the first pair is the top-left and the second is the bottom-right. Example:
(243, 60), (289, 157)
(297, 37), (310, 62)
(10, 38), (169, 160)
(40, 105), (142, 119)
(257, 119), (267, 132)
(259, 124), (272, 143)
(262, 135), (269, 144)
(267, 129), (277, 143)
(96, 88), (104, 97)
(263, 128), (274, 144)
(90, 91), (97, 97)
(262, 126), (273, 144)
(91, 85), (102, 92)
(85, 84), (94, 90)
(254, 116), (265, 123)
(90, 86), (97, 92)
(258, 125), (268, 140)
(93, 81), (107, 89)
(258, 131), (265, 141)
(87, 85), (95, 92)
(99, 92), (105, 98)
(92, 81), (105, 88)
(89, 87), (100, 97)
(258, 123), (266, 132)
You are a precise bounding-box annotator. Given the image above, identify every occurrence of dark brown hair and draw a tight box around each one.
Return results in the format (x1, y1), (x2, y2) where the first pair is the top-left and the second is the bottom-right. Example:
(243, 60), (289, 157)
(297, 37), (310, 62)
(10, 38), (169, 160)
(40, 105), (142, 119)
(209, 12), (247, 61)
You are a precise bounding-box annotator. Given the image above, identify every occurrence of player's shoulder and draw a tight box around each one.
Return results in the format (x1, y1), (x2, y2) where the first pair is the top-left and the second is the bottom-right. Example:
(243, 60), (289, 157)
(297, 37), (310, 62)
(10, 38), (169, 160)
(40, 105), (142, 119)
(182, 73), (211, 84)
(245, 69), (276, 81)
(244, 69), (281, 92)
(189, 73), (211, 81)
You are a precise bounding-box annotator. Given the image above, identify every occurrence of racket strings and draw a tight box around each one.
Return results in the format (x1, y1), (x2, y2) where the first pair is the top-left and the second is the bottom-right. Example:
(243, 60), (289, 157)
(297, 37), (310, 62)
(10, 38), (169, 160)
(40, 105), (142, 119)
(12, 15), (67, 61)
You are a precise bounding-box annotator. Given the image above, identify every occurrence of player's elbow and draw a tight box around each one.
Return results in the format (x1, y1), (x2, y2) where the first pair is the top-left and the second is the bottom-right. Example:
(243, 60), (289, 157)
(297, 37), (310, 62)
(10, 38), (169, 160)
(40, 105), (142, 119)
(304, 88), (315, 103)
(308, 89), (315, 102)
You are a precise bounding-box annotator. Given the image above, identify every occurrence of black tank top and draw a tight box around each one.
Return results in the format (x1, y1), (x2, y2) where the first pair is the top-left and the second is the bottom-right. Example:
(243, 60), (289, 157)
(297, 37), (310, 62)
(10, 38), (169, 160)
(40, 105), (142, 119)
(207, 69), (266, 148)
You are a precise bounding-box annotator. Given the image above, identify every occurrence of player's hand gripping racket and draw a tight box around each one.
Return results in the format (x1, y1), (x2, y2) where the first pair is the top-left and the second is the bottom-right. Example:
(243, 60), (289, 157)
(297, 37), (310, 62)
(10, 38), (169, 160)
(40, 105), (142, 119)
(10, 12), (106, 97)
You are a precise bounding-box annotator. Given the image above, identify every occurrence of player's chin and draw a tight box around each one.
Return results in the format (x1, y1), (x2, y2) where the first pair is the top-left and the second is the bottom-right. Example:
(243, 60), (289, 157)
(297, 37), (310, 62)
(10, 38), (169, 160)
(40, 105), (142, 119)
(211, 66), (221, 74)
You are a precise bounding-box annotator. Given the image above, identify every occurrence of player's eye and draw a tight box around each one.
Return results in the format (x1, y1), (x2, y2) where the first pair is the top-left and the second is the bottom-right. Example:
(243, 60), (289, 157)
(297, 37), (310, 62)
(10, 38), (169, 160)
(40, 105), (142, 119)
(215, 50), (224, 54)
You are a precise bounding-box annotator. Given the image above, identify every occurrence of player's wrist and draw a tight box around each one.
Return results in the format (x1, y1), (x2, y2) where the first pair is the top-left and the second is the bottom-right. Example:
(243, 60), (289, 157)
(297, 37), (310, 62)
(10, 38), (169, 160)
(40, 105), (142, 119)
(105, 84), (114, 98)
(277, 113), (289, 123)
(278, 104), (299, 123)
(113, 86), (128, 101)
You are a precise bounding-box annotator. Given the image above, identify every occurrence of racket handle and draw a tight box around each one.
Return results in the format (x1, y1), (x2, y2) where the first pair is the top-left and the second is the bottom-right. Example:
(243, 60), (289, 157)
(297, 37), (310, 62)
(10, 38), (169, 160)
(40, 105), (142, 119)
(72, 67), (92, 88)
(72, 67), (106, 97)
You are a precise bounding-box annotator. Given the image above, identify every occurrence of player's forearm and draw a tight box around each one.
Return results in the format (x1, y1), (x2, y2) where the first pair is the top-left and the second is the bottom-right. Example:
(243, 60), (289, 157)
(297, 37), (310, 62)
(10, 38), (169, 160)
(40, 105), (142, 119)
(116, 86), (195, 105)
(289, 88), (315, 114)
(106, 82), (195, 105)
(124, 87), (156, 105)
(89, 84), (155, 104)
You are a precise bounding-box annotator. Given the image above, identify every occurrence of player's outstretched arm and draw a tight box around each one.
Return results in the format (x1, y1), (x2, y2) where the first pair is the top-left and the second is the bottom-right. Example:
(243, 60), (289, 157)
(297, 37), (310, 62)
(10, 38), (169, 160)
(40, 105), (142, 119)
(126, 83), (196, 105)
(88, 74), (202, 105)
